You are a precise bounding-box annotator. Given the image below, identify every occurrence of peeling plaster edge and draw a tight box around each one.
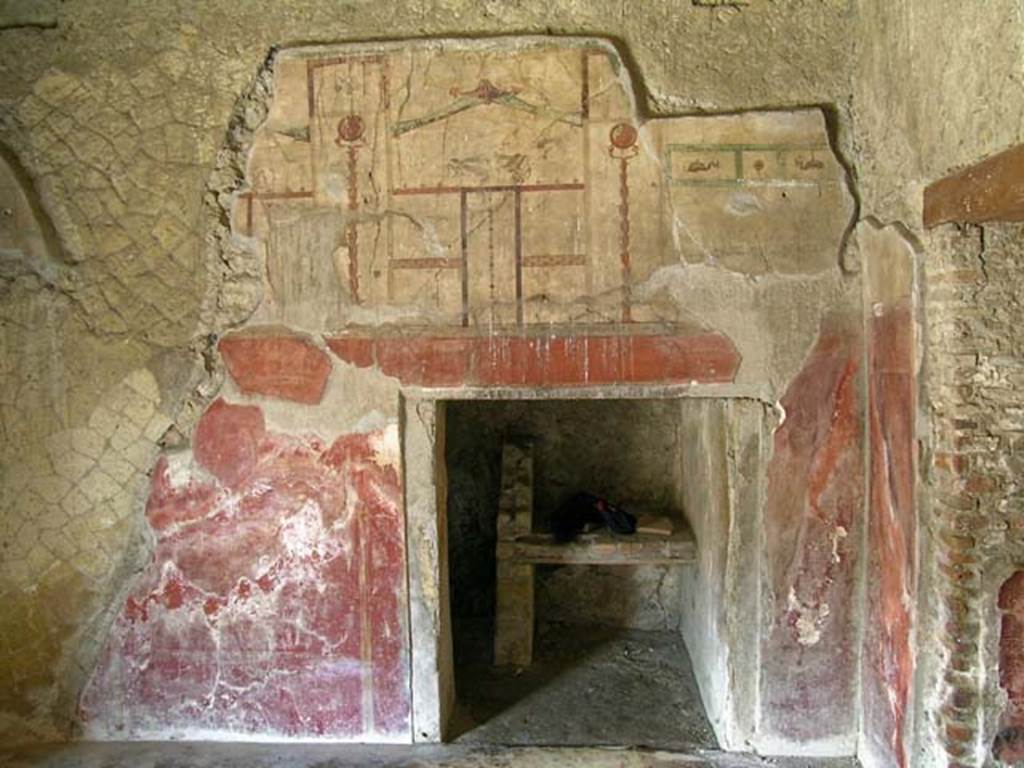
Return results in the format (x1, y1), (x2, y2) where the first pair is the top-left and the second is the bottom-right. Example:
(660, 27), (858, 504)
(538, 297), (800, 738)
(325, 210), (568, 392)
(721, 400), (765, 751)
(396, 393), (420, 742)
(826, 106), (862, 277)
(67, 49), (281, 738)
(54, 393), (169, 731)
(907, 229), (930, 768)
(272, 35), (641, 122)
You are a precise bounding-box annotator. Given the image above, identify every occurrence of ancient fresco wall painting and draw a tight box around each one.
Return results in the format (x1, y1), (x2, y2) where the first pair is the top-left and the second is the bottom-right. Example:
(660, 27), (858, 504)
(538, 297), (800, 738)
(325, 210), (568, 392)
(80, 398), (409, 740)
(762, 310), (864, 748)
(80, 39), (862, 749)
(859, 224), (917, 768)
(236, 40), (848, 386)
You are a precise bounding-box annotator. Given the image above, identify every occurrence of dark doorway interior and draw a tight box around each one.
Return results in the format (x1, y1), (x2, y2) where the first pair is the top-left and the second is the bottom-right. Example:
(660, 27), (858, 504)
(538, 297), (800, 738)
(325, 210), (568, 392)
(443, 398), (717, 749)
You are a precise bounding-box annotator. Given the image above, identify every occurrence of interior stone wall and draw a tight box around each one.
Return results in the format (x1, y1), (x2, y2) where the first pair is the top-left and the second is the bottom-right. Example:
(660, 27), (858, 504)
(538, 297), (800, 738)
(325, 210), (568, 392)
(852, 1), (1024, 225)
(925, 222), (1024, 768)
(445, 398), (685, 632)
(447, 399), (685, 532)
(852, 3), (1024, 766)
(0, 0), (861, 751)
(5, 0), (1020, 762)
(677, 398), (764, 749)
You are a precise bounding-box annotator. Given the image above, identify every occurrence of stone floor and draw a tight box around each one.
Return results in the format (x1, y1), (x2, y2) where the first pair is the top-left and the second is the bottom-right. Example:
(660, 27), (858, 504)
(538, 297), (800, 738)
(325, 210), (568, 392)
(2, 742), (862, 768)
(451, 623), (718, 749)
(5, 742), (864, 768)
(4, 624), (860, 768)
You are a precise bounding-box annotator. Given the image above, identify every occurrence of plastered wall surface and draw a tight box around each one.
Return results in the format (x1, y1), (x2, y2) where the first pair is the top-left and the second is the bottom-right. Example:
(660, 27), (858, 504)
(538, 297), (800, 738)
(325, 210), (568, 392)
(0, 0), (1018, 763)
(65, 36), (857, 749)
(853, 0), (1024, 224)
(853, 3), (1024, 766)
(0, 0), (872, 754)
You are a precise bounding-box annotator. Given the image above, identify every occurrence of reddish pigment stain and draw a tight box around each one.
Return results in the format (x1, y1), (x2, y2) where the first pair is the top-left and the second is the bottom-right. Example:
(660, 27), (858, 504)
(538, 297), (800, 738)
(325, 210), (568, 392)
(219, 333), (333, 404)
(997, 572), (1024, 763)
(146, 455), (221, 532)
(863, 301), (916, 768)
(326, 330), (741, 387)
(79, 404), (410, 740)
(761, 312), (864, 742)
(162, 578), (185, 610)
(193, 398), (266, 489)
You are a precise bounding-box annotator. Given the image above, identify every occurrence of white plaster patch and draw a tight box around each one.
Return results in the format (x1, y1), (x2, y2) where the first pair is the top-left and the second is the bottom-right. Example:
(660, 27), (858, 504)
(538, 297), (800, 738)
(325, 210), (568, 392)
(370, 422), (401, 470)
(350, 409), (390, 434)
(163, 449), (215, 488)
(788, 587), (831, 647)
(831, 524), (848, 564)
(725, 191), (764, 216)
(774, 400), (787, 428)
(222, 355), (400, 443)
(280, 499), (330, 562)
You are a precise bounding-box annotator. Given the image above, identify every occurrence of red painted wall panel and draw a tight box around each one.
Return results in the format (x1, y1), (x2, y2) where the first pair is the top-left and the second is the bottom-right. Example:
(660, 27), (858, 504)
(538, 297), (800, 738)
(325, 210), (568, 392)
(327, 330), (740, 387)
(219, 334), (332, 404)
(761, 313), (865, 744)
(80, 400), (410, 740)
(862, 301), (916, 768)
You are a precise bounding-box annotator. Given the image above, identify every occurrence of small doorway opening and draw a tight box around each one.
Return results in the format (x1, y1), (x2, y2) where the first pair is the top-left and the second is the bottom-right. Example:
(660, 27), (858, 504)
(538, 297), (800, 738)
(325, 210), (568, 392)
(442, 397), (717, 749)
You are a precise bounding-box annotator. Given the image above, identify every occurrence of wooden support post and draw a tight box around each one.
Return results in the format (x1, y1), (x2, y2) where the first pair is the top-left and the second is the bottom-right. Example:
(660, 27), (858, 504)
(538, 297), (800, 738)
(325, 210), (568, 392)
(494, 440), (534, 666)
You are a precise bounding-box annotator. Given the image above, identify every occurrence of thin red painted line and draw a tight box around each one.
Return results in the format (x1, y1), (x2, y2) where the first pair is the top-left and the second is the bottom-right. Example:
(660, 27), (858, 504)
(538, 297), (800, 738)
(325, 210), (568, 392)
(511, 183), (585, 193)
(619, 155), (632, 323)
(306, 60), (318, 205)
(514, 187), (524, 327)
(460, 189), (469, 328)
(390, 258), (462, 269)
(392, 185), (462, 196)
(581, 48), (590, 120)
(239, 191), (314, 200)
(380, 55), (391, 110)
(522, 253), (587, 267)
(306, 59), (316, 120)
(392, 182), (585, 196)
(347, 143), (360, 303)
(307, 54), (384, 72)
(356, 502), (374, 734)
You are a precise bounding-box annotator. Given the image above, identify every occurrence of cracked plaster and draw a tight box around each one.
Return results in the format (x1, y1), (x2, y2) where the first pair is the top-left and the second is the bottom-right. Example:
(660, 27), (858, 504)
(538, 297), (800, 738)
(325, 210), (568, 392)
(0, 0), (860, 746)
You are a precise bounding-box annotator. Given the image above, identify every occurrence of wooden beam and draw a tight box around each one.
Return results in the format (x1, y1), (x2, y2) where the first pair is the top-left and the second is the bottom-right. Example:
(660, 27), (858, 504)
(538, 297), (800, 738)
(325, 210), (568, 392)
(924, 144), (1024, 228)
(497, 529), (698, 566)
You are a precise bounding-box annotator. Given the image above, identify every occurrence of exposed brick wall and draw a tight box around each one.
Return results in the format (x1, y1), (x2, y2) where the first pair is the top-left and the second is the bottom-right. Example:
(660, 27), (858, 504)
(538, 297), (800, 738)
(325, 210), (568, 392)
(924, 222), (1024, 766)
(996, 571), (1024, 763)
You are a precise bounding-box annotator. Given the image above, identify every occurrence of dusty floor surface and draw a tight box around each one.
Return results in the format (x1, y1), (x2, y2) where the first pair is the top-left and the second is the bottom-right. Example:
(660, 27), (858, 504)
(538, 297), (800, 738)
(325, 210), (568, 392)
(4, 624), (860, 767)
(451, 624), (716, 749)
(3, 742), (861, 768)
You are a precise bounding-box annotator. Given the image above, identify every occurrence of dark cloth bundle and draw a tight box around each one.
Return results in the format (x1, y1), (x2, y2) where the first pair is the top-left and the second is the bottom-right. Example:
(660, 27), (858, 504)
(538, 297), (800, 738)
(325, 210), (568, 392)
(552, 492), (637, 543)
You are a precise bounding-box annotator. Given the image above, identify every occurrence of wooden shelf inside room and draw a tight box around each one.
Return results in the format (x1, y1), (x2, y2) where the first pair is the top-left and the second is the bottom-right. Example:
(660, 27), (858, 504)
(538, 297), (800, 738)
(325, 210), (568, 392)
(496, 520), (697, 566)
